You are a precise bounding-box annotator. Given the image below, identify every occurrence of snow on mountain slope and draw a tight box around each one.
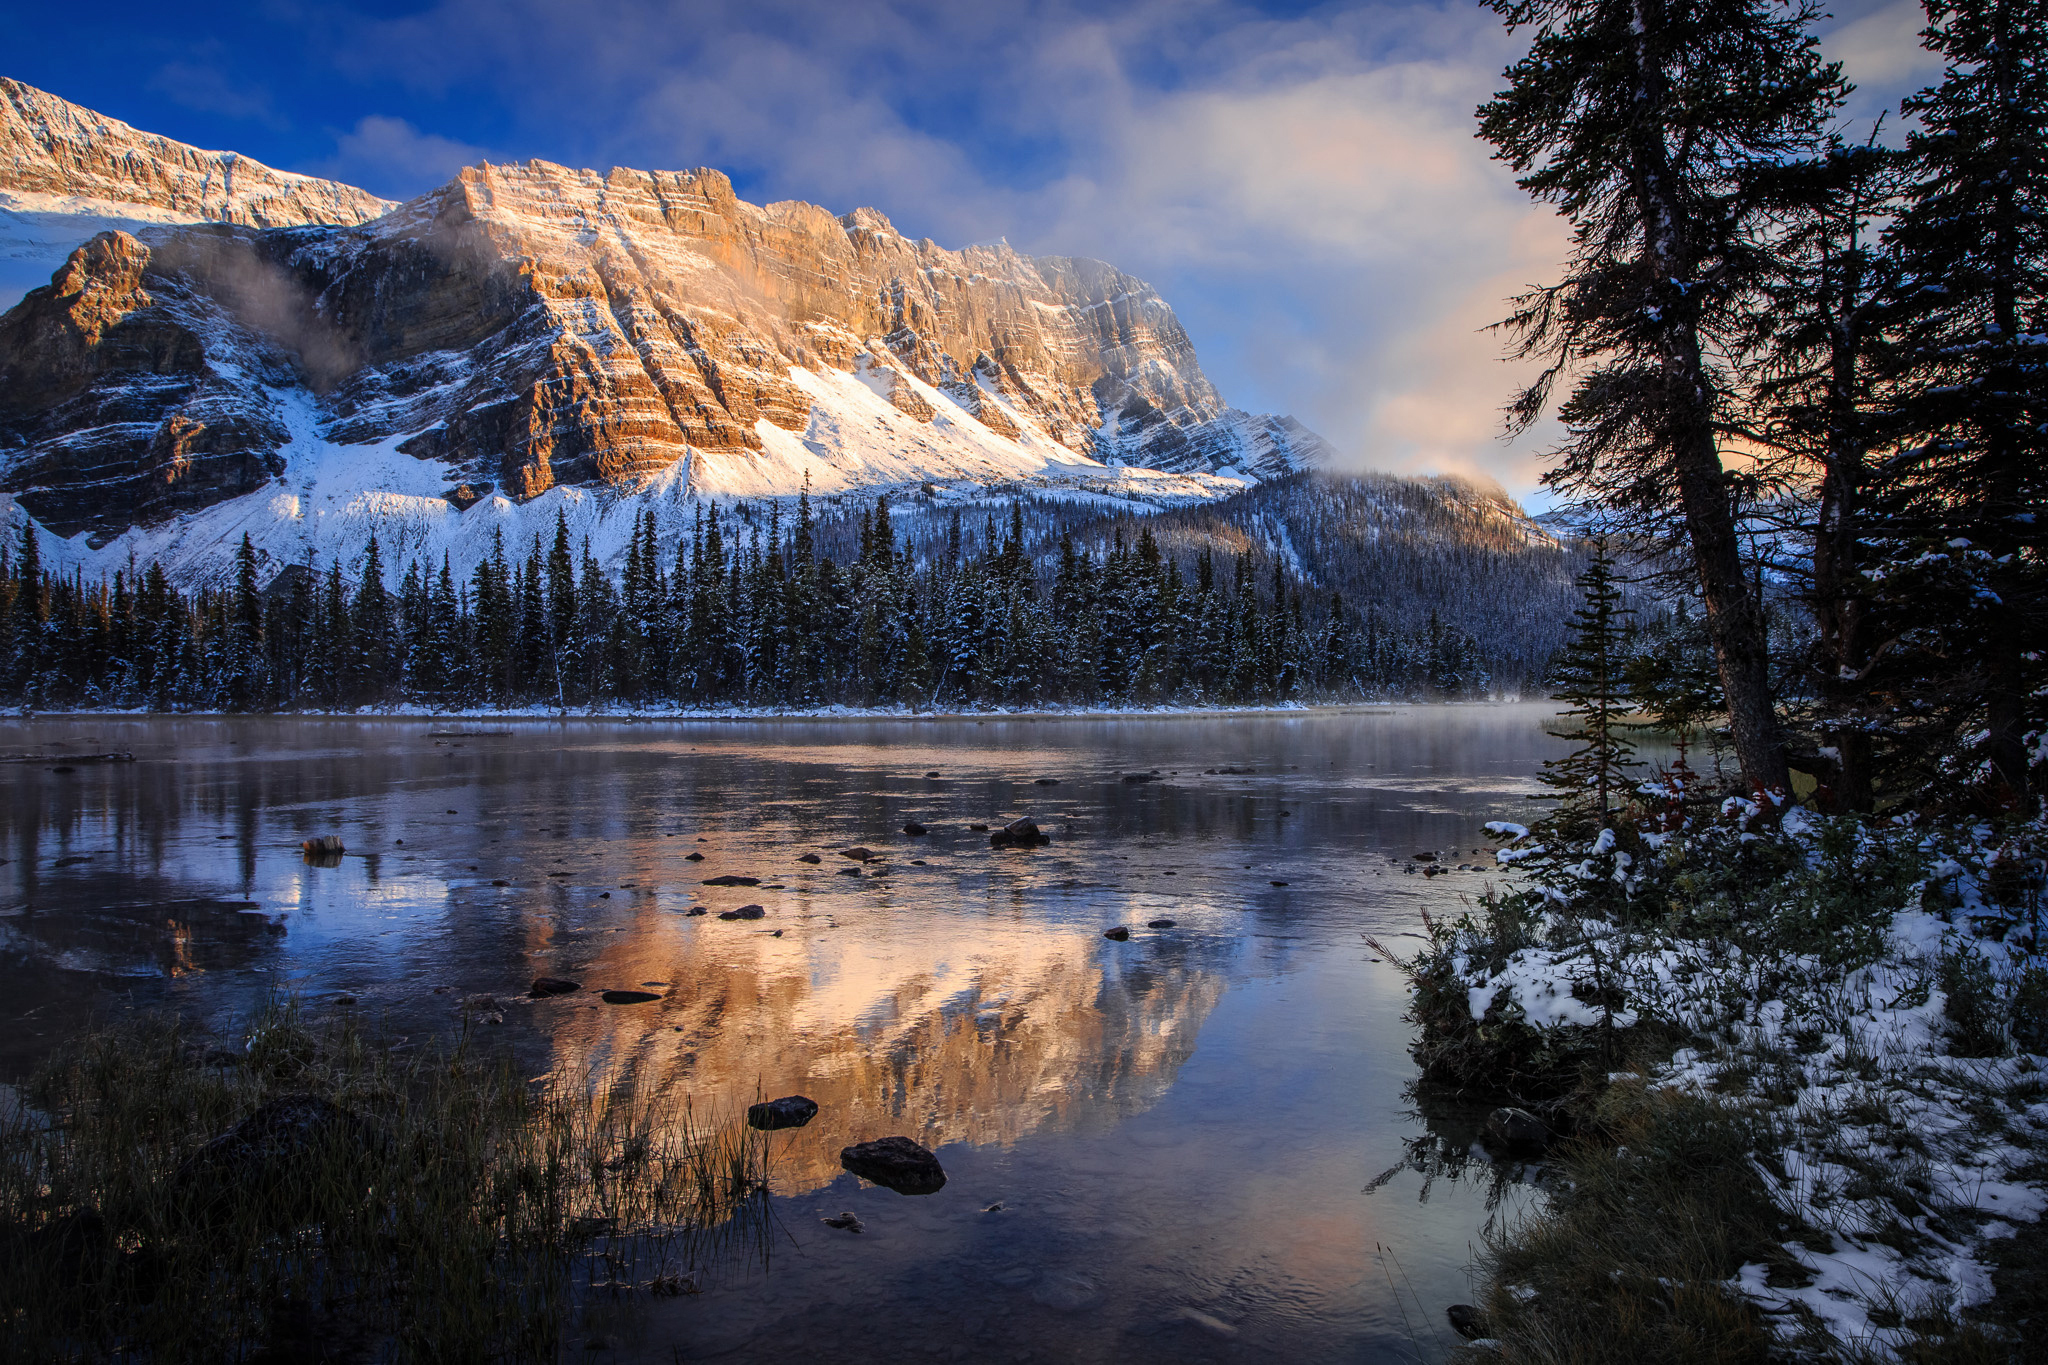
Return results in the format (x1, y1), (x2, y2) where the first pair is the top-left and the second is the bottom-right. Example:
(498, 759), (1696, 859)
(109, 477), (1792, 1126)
(0, 78), (393, 310)
(0, 87), (1329, 590)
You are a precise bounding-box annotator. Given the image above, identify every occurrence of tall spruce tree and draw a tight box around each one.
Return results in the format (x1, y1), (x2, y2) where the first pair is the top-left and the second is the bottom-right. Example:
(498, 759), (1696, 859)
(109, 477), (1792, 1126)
(1477, 0), (1848, 797)
(1876, 0), (2048, 809)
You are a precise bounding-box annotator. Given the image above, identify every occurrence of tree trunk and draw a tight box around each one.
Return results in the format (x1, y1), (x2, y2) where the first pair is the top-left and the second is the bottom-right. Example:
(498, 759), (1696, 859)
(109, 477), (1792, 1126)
(1627, 0), (1792, 798)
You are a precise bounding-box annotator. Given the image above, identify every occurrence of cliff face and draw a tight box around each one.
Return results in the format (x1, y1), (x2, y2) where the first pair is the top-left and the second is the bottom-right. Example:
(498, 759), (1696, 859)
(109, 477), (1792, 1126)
(0, 78), (392, 230)
(0, 88), (1328, 575)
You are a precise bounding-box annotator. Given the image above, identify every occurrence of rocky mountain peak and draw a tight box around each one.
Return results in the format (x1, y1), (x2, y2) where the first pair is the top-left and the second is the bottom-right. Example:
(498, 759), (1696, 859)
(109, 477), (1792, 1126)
(0, 87), (1332, 585)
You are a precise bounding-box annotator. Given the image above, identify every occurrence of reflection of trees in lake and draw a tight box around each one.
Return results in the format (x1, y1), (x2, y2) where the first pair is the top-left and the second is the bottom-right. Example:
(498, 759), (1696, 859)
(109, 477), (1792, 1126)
(1363, 1085), (1551, 1239)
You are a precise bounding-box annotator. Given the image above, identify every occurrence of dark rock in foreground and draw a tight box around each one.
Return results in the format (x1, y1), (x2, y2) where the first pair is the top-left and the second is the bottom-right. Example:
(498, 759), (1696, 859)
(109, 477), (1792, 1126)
(747, 1095), (819, 1131)
(1447, 1304), (1488, 1340)
(176, 1094), (377, 1218)
(840, 1136), (946, 1195)
(990, 819), (1050, 848)
(530, 976), (582, 997)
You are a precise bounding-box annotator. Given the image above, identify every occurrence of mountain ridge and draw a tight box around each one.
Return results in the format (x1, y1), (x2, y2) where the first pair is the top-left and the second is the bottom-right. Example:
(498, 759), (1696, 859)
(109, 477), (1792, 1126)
(0, 78), (1344, 586)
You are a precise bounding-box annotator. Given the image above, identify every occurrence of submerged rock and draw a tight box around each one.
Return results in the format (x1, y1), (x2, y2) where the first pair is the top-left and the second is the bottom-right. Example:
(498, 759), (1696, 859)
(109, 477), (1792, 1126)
(1033, 777), (1061, 786)
(601, 989), (662, 1004)
(840, 1135), (946, 1195)
(1483, 1107), (1552, 1153)
(530, 976), (582, 997)
(747, 1095), (819, 1131)
(1147, 919), (1177, 928)
(822, 1210), (865, 1232)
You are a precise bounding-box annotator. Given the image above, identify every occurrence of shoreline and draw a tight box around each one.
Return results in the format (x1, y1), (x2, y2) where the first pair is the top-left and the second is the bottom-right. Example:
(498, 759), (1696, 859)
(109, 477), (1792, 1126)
(2, 699), (1548, 726)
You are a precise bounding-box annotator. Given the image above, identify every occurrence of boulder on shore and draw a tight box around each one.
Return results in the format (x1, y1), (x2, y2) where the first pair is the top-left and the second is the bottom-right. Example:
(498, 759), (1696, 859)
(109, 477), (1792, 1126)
(840, 1136), (946, 1195)
(747, 1095), (819, 1131)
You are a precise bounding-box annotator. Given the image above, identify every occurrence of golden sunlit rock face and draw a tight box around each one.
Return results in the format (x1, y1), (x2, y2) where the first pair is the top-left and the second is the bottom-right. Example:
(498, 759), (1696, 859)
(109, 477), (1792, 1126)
(0, 78), (392, 229)
(532, 915), (1225, 1197)
(2, 87), (1328, 539)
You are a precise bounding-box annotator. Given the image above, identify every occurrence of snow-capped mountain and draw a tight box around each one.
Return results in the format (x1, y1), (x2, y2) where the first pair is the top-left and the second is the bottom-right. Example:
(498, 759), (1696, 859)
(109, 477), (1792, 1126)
(0, 80), (1330, 586)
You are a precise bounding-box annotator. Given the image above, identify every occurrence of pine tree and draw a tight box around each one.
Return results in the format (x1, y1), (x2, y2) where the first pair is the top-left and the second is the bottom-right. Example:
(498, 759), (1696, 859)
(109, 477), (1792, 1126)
(1477, 0), (1848, 796)
(1747, 134), (1908, 810)
(1538, 540), (1640, 836)
(1875, 0), (2048, 809)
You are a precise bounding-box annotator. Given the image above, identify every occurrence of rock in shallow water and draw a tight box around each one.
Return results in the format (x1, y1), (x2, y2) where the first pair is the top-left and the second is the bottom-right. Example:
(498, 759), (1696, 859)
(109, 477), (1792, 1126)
(747, 1095), (819, 1131)
(1103, 927), (1130, 941)
(1447, 1303), (1489, 1339)
(990, 818), (1050, 848)
(1483, 1106), (1552, 1153)
(718, 904), (766, 920)
(530, 976), (582, 997)
(840, 1135), (946, 1194)
(601, 990), (662, 1004)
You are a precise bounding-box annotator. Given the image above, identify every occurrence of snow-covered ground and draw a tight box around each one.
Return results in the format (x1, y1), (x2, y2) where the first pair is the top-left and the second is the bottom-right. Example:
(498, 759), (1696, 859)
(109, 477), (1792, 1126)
(0, 346), (1257, 591)
(1439, 808), (2048, 1357)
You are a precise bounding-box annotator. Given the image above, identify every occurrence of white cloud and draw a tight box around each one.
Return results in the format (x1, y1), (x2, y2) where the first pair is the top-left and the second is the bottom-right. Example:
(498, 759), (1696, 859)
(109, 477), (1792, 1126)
(310, 0), (1939, 503)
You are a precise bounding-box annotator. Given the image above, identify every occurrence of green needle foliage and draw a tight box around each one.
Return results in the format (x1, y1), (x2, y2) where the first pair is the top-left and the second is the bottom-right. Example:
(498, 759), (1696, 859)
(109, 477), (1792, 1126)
(1538, 539), (1640, 840)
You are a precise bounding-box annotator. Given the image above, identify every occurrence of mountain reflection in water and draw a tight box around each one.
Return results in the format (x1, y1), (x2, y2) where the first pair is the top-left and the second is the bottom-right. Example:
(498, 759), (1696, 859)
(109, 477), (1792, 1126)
(1, 707), (1588, 1362)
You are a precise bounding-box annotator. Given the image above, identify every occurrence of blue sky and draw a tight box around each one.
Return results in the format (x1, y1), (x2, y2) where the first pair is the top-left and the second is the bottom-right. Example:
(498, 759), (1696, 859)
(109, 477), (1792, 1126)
(4, 0), (1936, 499)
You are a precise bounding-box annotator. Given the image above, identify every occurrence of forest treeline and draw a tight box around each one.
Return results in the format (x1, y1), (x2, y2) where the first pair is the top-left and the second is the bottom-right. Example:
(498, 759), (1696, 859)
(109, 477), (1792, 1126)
(0, 490), (1509, 713)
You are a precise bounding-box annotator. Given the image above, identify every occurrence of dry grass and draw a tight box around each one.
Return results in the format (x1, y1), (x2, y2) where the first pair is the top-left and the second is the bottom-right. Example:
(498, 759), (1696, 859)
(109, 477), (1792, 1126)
(0, 999), (777, 1362)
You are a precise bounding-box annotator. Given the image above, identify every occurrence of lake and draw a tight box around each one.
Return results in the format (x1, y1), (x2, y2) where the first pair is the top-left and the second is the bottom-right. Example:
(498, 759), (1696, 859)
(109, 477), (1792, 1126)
(0, 705), (1576, 1363)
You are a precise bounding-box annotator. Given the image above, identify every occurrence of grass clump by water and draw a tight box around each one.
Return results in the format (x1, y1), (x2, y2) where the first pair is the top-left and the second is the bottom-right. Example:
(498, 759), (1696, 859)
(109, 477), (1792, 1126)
(0, 999), (774, 1363)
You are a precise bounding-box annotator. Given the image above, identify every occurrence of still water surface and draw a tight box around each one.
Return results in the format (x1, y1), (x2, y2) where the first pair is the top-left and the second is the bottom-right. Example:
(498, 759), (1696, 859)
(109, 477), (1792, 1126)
(1, 706), (1574, 1363)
